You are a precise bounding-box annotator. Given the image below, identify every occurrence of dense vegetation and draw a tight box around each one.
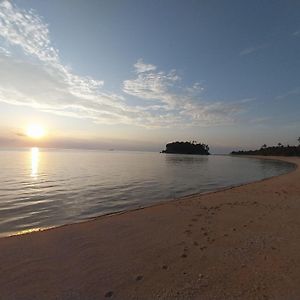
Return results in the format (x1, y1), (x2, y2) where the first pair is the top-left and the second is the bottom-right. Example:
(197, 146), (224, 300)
(161, 141), (210, 155)
(231, 138), (300, 156)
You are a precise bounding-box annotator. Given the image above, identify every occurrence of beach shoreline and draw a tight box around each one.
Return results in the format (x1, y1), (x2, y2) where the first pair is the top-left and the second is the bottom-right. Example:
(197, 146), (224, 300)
(3, 155), (296, 240)
(1, 156), (300, 299)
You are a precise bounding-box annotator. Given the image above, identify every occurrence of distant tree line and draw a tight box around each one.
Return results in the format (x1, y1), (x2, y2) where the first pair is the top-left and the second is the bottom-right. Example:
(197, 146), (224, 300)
(161, 141), (210, 155)
(231, 138), (300, 157)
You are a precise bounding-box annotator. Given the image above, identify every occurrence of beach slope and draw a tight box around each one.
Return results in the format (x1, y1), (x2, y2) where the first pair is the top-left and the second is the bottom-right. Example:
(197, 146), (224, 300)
(0, 157), (300, 299)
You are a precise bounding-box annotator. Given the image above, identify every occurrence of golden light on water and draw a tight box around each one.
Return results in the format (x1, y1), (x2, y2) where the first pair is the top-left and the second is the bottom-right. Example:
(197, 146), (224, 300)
(31, 147), (39, 178)
(26, 124), (45, 139)
(12, 227), (44, 236)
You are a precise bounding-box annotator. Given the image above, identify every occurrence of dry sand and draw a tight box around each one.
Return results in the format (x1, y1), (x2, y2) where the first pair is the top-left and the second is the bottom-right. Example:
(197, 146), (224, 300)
(0, 156), (300, 300)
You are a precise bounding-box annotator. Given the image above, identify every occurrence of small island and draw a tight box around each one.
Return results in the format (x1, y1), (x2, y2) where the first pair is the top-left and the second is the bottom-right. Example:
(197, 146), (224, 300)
(231, 138), (300, 156)
(161, 141), (210, 155)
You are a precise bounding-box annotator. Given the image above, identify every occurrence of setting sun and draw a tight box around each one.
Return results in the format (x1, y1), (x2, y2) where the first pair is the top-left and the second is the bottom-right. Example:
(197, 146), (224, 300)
(26, 124), (45, 139)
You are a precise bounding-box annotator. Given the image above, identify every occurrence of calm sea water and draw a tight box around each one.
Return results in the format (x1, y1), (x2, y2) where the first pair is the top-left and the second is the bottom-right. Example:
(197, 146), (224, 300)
(0, 148), (295, 237)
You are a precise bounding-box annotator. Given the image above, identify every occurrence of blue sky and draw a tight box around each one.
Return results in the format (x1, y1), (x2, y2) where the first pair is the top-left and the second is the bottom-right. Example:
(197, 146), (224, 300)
(0, 0), (300, 153)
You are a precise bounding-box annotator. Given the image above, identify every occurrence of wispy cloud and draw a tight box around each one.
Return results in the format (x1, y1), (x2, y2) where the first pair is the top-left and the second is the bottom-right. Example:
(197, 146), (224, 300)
(123, 61), (249, 126)
(0, 0), (134, 125)
(0, 0), (251, 128)
(0, 1), (58, 63)
(276, 87), (300, 100)
(293, 30), (300, 37)
(123, 63), (182, 109)
(240, 43), (268, 56)
(0, 46), (10, 56)
(134, 59), (157, 73)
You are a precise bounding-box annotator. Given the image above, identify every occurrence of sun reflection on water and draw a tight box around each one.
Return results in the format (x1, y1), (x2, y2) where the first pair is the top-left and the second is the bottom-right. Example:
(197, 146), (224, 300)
(31, 147), (39, 178)
(12, 227), (44, 236)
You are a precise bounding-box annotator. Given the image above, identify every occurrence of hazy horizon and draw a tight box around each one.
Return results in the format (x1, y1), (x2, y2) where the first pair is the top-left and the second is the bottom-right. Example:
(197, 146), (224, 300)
(0, 144), (242, 155)
(0, 0), (299, 152)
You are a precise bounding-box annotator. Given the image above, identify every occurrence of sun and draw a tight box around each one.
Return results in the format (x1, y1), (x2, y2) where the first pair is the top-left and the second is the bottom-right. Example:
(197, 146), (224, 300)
(26, 124), (45, 139)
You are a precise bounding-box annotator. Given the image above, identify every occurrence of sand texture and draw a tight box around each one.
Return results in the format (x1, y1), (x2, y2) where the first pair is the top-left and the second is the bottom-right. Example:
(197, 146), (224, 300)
(0, 157), (300, 300)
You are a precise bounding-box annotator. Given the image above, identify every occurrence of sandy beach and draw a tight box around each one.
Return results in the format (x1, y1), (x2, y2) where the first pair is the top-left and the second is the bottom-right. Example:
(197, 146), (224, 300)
(0, 156), (299, 300)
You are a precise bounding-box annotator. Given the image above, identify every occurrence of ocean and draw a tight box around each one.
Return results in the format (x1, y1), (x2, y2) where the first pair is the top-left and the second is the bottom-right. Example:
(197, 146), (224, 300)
(0, 148), (294, 237)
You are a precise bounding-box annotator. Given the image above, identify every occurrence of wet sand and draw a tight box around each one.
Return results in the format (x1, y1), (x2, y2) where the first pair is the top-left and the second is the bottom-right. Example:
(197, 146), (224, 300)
(0, 156), (299, 300)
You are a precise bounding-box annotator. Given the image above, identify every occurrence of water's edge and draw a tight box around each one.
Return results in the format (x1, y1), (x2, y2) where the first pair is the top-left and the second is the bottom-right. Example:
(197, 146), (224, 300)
(4, 156), (297, 239)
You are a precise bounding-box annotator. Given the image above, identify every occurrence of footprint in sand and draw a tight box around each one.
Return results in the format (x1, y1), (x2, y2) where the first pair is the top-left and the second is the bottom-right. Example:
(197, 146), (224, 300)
(136, 275), (143, 281)
(206, 236), (214, 242)
(105, 291), (114, 298)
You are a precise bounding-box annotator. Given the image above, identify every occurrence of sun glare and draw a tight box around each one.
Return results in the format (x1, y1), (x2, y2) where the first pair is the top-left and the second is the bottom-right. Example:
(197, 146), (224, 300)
(31, 147), (39, 178)
(26, 124), (45, 139)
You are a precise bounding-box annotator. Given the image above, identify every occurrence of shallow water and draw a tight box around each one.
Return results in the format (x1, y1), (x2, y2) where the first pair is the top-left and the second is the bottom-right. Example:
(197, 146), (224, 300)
(0, 148), (295, 236)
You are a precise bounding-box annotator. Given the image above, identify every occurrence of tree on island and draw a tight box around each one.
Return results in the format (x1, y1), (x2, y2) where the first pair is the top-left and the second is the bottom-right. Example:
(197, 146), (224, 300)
(161, 141), (210, 155)
(231, 138), (300, 157)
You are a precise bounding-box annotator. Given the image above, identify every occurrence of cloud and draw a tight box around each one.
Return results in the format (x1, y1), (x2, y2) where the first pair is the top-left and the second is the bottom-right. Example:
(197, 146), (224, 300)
(0, 46), (10, 56)
(123, 62), (249, 126)
(0, 0), (251, 129)
(123, 66), (182, 109)
(182, 101), (246, 125)
(240, 44), (268, 56)
(293, 30), (300, 37)
(0, 0), (137, 125)
(134, 59), (157, 73)
(0, 0), (58, 63)
(275, 87), (300, 100)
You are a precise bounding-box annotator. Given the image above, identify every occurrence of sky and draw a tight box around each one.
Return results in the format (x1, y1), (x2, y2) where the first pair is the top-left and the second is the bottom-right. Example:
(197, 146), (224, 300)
(0, 0), (299, 153)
